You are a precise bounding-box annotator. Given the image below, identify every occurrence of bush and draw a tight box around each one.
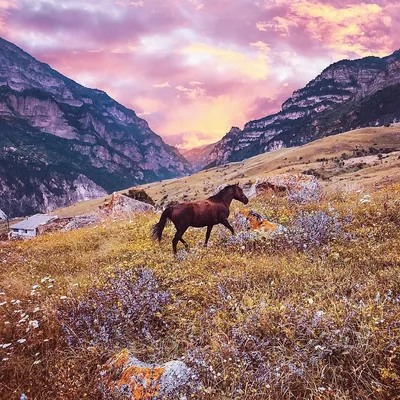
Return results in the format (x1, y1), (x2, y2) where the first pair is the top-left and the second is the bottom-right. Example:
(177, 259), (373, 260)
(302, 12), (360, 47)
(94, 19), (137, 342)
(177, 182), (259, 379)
(57, 267), (171, 347)
(281, 210), (351, 251)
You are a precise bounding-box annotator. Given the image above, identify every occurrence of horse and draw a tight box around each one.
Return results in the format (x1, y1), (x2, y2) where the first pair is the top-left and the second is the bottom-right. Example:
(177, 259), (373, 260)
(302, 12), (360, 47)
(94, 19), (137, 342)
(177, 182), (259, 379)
(151, 184), (249, 254)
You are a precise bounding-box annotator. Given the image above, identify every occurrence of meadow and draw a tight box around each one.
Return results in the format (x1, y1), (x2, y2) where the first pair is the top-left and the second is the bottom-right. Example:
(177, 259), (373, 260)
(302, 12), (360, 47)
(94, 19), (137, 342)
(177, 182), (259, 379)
(1, 181), (400, 399)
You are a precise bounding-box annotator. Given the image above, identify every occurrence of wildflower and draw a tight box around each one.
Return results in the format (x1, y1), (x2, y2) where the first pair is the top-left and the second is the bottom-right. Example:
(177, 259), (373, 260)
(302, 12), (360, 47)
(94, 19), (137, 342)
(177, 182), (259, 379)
(32, 285), (40, 289)
(59, 296), (67, 300)
(0, 292), (5, 295)
(29, 320), (39, 329)
(33, 307), (40, 313)
(0, 301), (7, 306)
(1, 343), (12, 348)
(2, 358), (9, 361)
(17, 339), (27, 344)
(33, 360), (41, 365)
(308, 298), (314, 304)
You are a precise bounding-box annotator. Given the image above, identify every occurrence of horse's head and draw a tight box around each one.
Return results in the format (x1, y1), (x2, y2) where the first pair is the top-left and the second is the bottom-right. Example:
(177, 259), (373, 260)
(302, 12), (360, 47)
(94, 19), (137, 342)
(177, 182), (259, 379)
(232, 184), (249, 204)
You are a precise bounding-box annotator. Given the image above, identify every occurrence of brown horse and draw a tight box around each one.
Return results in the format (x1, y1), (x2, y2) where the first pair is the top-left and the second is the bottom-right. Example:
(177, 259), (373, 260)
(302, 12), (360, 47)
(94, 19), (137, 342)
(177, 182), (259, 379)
(151, 184), (249, 254)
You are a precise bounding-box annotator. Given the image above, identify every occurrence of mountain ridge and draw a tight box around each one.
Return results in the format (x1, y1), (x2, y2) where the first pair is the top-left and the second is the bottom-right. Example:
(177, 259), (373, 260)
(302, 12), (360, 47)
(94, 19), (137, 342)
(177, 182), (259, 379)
(0, 37), (191, 217)
(204, 49), (400, 168)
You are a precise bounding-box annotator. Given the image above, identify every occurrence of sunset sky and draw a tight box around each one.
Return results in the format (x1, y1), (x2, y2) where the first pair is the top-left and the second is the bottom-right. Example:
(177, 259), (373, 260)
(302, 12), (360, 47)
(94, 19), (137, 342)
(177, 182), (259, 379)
(0, 0), (399, 149)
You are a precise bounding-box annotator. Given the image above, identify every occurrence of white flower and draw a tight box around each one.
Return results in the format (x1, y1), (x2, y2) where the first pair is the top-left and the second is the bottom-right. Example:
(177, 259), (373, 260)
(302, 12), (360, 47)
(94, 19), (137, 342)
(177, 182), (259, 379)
(2, 358), (9, 361)
(33, 360), (41, 365)
(4, 321), (10, 325)
(47, 285), (53, 289)
(17, 339), (26, 344)
(0, 301), (7, 306)
(59, 296), (67, 300)
(43, 339), (50, 342)
(29, 320), (39, 329)
(32, 285), (40, 289)
(1, 343), (12, 348)
(0, 292), (5, 295)
(308, 298), (314, 304)
(33, 307), (40, 313)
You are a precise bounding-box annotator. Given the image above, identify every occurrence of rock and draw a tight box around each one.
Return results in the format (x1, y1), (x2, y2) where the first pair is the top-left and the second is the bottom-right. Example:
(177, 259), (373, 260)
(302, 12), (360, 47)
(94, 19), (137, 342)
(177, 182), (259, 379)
(122, 189), (155, 206)
(61, 215), (99, 231)
(99, 193), (155, 215)
(100, 349), (194, 399)
(243, 174), (318, 199)
(235, 209), (282, 233)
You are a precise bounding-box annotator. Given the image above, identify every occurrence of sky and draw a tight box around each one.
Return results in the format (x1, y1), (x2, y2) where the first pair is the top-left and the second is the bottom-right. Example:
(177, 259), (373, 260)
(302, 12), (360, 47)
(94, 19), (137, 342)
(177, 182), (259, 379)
(0, 0), (399, 149)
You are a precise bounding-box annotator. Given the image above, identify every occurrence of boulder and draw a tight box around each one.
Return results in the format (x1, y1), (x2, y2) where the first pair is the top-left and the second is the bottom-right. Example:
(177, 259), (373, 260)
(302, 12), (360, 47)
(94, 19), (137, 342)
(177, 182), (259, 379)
(100, 349), (194, 399)
(61, 215), (99, 231)
(100, 193), (155, 215)
(244, 174), (318, 198)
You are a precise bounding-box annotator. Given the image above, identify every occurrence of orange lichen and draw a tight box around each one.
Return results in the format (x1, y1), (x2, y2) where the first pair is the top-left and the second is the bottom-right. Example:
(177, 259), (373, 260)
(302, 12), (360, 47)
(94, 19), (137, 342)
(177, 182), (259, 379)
(238, 209), (279, 232)
(102, 349), (167, 400)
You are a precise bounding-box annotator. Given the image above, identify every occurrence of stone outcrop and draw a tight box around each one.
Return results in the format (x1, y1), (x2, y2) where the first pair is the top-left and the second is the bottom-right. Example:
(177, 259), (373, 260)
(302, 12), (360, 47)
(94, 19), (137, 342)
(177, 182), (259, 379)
(205, 50), (400, 168)
(100, 349), (194, 399)
(99, 193), (155, 215)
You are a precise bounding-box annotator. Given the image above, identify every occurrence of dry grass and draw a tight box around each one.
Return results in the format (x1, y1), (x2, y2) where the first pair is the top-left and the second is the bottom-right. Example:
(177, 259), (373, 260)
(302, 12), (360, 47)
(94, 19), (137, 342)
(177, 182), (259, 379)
(1, 182), (400, 399)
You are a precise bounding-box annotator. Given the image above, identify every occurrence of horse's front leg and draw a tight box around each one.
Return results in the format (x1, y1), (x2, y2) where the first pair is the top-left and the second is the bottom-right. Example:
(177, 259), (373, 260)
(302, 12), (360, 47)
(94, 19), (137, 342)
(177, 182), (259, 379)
(204, 225), (213, 247)
(221, 219), (234, 235)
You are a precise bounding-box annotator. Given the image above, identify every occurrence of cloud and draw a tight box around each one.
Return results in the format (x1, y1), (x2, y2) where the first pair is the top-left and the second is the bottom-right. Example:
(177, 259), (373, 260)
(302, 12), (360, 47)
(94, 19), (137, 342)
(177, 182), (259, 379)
(153, 82), (171, 88)
(0, 0), (399, 149)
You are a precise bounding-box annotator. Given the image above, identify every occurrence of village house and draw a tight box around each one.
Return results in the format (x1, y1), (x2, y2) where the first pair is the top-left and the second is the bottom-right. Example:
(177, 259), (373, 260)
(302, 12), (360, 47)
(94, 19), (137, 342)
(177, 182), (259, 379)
(9, 214), (58, 239)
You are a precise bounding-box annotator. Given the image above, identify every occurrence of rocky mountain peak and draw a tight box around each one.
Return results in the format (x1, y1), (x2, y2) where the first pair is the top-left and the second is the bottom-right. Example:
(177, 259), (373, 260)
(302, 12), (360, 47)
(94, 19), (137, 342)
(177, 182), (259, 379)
(204, 49), (400, 168)
(0, 37), (191, 217)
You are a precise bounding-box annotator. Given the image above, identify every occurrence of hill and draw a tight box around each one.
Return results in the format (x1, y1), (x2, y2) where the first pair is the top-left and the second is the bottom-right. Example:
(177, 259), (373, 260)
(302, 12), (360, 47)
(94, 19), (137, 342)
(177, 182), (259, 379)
(1, 168), (399, 399)
(53, 126), (400, 217)
(0, 37), (191, 217)
(204, 50), (400, 168)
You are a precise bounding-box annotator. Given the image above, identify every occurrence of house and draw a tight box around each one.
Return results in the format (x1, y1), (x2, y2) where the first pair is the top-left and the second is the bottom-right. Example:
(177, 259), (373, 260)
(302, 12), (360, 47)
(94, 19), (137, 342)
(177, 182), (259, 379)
(9, 214), (57, 239)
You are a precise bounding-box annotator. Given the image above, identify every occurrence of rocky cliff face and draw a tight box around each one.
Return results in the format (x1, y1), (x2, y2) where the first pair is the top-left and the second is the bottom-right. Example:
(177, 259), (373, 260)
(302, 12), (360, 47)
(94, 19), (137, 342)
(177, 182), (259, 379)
(205, 50), (400, 168)
(180, 142), (216, 172)
(0, 38), (191, 217)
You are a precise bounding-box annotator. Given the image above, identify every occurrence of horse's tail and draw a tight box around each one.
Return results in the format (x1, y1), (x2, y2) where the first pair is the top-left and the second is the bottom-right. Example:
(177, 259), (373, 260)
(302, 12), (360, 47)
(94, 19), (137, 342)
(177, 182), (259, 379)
(151, 207), (172, 242)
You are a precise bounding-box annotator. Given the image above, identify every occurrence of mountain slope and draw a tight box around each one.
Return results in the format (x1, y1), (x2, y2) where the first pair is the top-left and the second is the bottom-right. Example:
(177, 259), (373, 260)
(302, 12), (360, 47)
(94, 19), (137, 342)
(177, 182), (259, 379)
(180, 142), (216, 172)
(0, 37), (191, 217)
(205, 50), (400, 167)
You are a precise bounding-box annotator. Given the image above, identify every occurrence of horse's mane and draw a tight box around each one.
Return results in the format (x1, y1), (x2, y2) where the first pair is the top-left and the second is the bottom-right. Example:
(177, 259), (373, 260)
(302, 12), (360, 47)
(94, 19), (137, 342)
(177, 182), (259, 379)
(207, 184), (236, 201)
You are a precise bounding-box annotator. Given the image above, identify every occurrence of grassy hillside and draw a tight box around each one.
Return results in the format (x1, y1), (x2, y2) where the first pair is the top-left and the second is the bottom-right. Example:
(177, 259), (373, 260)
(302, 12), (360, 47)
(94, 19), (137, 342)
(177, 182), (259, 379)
(53, 126), (400, 217)
(1, 181), (400, 399)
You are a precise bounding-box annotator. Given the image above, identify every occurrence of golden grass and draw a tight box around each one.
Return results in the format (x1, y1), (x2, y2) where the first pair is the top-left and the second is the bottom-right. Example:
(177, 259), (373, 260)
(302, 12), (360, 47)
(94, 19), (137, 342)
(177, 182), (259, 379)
(1, 184), (400, 399)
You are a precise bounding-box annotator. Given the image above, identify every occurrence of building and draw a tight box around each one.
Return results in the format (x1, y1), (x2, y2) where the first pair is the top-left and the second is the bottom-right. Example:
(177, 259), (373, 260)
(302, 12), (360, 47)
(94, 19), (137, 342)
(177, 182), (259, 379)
(9, 214), (57, 239)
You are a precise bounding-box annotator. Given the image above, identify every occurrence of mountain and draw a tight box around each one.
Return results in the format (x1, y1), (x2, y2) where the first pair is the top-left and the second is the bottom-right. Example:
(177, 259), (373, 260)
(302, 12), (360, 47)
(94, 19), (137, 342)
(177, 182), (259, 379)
(0, 37), (191, 217)
(180, 142), (216, 171)
(205, 50), (400, 168)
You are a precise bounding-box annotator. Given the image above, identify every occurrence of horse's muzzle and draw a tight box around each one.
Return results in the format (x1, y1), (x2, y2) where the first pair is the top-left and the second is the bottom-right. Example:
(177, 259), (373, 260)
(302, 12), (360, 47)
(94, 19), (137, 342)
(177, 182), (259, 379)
(242, 197), (249, 204)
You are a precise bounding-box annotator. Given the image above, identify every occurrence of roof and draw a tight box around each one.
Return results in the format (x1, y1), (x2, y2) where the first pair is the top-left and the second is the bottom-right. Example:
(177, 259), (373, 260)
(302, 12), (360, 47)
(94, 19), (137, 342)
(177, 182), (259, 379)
(10, 214), (57, 230)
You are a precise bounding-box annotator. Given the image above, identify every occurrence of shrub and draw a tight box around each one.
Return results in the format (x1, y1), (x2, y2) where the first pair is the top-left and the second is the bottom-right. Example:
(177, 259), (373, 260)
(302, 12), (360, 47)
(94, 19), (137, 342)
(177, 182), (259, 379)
(287, 179), (320, 203)
(57, 267), (171, 347)
(281, 210), (352, 251)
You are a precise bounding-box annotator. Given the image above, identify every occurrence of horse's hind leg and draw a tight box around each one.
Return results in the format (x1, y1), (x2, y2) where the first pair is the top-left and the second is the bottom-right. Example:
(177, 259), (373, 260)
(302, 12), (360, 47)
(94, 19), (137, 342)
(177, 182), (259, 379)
(180, 237), (189, 250)
(172, 227), (188, 254)
(204, 225), (213, 247)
